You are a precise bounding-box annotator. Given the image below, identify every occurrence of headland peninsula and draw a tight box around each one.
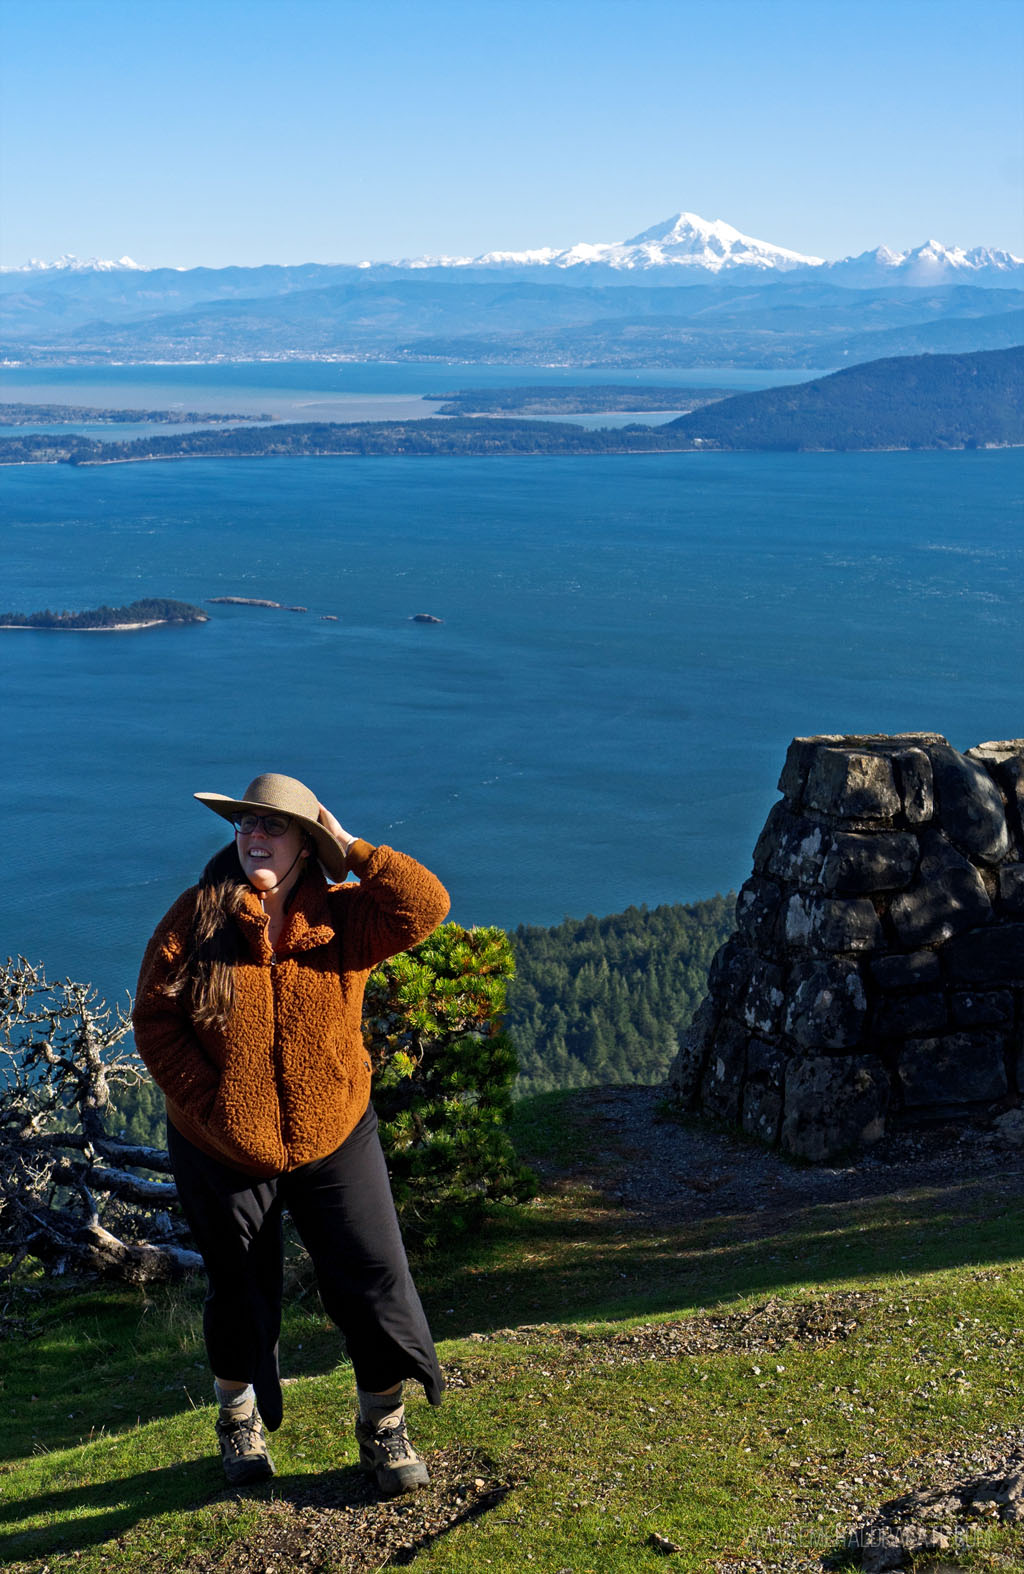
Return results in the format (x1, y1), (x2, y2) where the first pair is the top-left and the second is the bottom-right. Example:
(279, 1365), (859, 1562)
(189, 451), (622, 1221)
(0, 402), (274, 426)
(430, 384), (735, 415)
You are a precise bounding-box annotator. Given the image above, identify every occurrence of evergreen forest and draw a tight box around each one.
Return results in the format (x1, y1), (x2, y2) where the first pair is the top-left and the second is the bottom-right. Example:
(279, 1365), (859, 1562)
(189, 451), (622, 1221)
(0, 417), (679, 466)
(667, 344), (1024, 449)
(505, 894), (735, 1094)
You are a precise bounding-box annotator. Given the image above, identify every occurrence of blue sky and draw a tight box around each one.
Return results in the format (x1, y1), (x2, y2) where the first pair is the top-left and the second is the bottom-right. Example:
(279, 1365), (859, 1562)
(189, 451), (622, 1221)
(2, 0), (1021, 268)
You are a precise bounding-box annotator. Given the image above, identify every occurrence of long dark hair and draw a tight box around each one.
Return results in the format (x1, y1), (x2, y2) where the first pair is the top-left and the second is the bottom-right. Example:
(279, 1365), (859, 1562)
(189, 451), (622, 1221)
(162, 843), (250, 1030)
(163, 835), (315, 1030)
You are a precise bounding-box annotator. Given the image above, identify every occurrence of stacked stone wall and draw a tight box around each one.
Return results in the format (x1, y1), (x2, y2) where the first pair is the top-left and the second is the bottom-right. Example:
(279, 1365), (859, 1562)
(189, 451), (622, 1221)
(668, 734), (1024, 1159)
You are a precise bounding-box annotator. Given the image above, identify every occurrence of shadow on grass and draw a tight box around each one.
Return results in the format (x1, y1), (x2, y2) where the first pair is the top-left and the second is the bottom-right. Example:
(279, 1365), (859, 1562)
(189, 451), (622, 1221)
(415, 1169), (1024, 1332)
(0, 1457), (216, 1562)
(0, 1458), (508, 1566)
(5, 1171), (1018, 1477)
(5, 1089), (1024, 1475)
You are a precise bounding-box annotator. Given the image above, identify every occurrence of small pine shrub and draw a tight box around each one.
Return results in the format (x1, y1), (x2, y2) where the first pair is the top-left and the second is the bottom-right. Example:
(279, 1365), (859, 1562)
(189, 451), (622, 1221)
(363, 924), (535, 1242)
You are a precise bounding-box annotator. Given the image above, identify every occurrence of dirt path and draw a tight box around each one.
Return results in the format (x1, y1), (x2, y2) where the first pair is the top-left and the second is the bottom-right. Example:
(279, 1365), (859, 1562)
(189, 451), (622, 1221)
(552, 1084), (1024, 1227)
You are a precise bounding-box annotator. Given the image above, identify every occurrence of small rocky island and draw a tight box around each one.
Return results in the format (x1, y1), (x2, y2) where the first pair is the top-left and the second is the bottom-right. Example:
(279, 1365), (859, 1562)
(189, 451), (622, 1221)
(0, 597), (207, 631)
(208, 596), (282, 608)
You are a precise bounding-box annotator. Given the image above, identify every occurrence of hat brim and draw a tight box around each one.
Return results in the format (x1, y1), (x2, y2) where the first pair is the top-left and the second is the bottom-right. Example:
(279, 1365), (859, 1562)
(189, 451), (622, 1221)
(195, 792), (349, 882)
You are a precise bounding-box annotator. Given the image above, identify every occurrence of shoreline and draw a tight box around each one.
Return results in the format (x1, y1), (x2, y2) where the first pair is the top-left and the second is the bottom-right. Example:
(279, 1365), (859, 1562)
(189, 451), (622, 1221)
(0, 619), (172, 631)
(1, 441), (1020, 471)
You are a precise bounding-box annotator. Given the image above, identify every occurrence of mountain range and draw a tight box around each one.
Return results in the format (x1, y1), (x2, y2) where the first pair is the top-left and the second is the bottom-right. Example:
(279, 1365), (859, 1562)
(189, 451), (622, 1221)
(399, 212), (1024, 287)
(2, 213), (1021, 369)
(6, 211), (1022, 285)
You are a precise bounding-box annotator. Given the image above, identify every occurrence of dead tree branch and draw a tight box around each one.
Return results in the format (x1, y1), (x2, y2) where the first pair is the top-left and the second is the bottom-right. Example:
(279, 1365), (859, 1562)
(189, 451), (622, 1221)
(0, 957), (200, 1283)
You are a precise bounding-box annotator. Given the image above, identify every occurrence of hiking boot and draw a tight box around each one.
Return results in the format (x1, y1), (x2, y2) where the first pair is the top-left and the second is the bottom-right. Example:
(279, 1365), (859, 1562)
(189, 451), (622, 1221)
(355, 1409), (430, 1495)
(216, 1407), (276, 1487)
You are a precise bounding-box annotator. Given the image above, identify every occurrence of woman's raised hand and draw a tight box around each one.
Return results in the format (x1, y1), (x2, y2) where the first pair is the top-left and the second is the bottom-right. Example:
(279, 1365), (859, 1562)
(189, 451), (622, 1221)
(318, 804), (354, 851)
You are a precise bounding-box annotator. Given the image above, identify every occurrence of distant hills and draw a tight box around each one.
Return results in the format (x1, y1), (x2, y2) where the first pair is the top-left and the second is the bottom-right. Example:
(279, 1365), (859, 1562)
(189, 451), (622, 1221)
(665, 345), (1024, 450)
(387, 289), (1024, 370)
(3, 347), (1019, 461)
(2, 276), (1020, 371)
(2, 211), (1021, 370)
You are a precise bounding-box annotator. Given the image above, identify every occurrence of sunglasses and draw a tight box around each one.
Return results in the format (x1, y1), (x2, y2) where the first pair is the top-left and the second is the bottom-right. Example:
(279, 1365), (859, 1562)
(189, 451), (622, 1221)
(232, 813), (293, 837)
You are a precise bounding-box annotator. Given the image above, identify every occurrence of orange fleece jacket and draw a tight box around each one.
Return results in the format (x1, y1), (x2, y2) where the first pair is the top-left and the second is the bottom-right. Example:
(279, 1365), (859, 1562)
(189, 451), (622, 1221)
(133, 842), (450, 1176)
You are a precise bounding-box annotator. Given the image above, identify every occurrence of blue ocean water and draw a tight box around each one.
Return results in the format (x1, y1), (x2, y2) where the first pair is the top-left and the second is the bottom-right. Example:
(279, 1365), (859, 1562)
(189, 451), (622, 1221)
(1, 364), (1021, 1011)
(0, 359), (810, 416)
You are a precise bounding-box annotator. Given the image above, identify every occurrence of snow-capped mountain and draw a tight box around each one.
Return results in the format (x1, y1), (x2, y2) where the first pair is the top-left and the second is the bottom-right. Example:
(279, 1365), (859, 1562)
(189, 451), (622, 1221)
(391, 212), (1022, 285)
(827, 239), (1024, 286)
(5, 215), (1022, 286)
(400, 212), (824, 274)
(2, 253), (147, 273)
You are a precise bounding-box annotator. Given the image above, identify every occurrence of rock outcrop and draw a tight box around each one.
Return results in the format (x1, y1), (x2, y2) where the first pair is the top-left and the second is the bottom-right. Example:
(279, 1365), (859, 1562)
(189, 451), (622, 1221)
(668, 735), (1024, 1159)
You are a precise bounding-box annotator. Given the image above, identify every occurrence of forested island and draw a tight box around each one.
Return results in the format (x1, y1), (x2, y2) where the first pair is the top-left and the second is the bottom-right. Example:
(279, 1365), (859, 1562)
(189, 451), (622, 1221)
(0, 597), (207, 631)
(432, 384), (735, 415)
(0, 349), (1018, 462)
(0, 417), (681, 464)
(0, 402), (272, 425)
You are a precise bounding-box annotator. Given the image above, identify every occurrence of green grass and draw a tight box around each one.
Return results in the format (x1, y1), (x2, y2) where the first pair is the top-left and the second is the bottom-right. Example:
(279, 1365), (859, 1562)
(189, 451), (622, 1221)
(3, 1093), (1024, 1572)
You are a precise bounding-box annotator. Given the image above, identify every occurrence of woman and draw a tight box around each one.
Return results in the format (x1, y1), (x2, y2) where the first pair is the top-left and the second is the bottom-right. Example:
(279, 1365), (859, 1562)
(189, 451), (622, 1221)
(133, 773), (450, 1494)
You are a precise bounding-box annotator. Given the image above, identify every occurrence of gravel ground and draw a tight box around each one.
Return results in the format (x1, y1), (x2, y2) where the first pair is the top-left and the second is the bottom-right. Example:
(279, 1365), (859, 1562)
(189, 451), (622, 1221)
(562, 1085), (1024, 1227)
(163, 1447), (513, 1574)
(849, 1434), (1024, 1573)
(471, 1291), (877, 1364)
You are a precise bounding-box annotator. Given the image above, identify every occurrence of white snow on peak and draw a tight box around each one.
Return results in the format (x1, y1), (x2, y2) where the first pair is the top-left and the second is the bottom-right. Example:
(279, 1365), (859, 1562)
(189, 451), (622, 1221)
(4, 217), (1022, 282)
(890, 239), (1023, 278)
(1, 253), (148, 273)
(395, 246), (564, 268)
(408, 211), (826, 274)
(391, 214), (1022, 282)
(859, 245), (904, 266)
(621, 210), (822, 268)
(964, 245), (1022, 267)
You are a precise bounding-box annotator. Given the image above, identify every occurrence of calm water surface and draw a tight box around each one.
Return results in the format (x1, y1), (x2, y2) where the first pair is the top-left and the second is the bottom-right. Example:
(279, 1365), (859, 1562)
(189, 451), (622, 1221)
(1, 367), (1020, 1007)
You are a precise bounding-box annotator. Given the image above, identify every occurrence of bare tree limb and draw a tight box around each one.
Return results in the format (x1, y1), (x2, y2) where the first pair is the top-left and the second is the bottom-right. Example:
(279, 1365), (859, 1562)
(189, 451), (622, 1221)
(49, 1162), (179, 1206)
(0, 956), (198, 1283)
(21, 1131), (174, 1172)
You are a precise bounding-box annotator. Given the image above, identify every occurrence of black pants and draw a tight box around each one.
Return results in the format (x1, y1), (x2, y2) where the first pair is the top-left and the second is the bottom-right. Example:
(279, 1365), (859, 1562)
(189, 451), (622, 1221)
(167, 1105), (443, 1427)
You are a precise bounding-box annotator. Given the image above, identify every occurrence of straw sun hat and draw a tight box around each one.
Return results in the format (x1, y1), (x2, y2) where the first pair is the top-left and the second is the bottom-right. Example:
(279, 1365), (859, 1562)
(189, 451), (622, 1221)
(195, 773), (350, 881)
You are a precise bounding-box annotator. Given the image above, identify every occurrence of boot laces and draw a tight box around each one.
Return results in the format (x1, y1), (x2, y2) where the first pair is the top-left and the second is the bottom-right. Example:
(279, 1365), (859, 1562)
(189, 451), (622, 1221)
(218, 1412), (264, 1458)
(373, 1418), (417, 1462)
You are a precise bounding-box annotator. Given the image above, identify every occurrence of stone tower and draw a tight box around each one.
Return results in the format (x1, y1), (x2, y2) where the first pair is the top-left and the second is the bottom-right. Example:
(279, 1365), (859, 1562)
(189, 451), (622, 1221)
(668, 735), (1024, 1159)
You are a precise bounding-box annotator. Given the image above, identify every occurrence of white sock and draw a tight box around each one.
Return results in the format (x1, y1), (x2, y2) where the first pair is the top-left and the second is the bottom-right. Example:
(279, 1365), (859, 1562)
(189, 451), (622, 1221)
(358, 1384), (404, 1427)
(215, 1381), (255, 1416)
